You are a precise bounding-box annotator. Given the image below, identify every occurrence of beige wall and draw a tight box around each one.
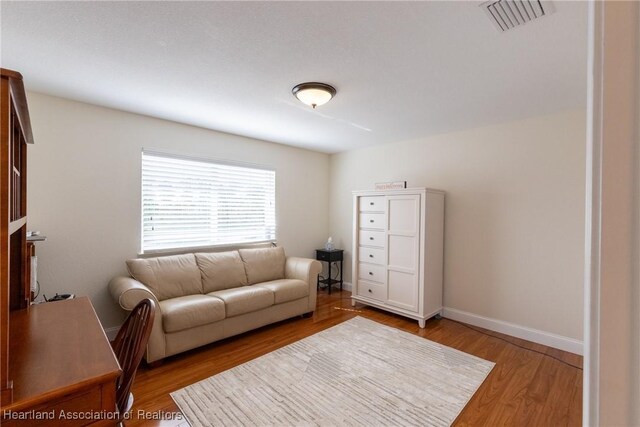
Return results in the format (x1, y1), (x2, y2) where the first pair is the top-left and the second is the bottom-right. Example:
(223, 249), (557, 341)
(25, 92), (330, 329)
(329, 110), (585, 340)
(25, 91), (585, 345)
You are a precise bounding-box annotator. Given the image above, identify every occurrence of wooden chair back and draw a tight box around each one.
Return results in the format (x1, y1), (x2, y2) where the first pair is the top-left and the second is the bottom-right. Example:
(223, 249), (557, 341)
(111, 298), (156, 417)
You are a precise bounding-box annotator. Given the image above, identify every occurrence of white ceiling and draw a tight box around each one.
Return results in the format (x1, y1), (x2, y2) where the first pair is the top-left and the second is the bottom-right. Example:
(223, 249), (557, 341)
(1, 1), (587, 154)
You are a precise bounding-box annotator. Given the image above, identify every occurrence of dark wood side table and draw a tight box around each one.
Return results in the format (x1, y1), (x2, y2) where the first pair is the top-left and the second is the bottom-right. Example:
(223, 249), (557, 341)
(316, 249), (344, 294)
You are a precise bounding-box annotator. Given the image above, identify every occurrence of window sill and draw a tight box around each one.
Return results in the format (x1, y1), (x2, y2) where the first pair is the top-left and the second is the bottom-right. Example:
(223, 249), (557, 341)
(137, 240), (277, 258)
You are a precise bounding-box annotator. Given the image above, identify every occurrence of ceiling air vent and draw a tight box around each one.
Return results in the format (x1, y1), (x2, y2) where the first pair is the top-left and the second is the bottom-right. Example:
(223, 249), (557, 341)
(481, 0), (555, 32)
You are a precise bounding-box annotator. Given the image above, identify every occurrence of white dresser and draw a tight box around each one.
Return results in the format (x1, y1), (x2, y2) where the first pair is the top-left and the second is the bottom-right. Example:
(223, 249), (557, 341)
(351, 188), (444, 327)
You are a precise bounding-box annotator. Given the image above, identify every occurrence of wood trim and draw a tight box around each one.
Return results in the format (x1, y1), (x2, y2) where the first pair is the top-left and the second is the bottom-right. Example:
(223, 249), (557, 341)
(7, 218), (26, 236)
(0, 76), (10, 404)
(19, 126), (26, 216)
(0, 69), (33, 146)
(8, 79), (33, 145)
(0, 69), (22, 80)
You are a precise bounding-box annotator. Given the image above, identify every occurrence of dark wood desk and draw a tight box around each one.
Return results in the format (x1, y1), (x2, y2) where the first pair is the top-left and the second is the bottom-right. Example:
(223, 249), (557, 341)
(2, 297), (121, 426)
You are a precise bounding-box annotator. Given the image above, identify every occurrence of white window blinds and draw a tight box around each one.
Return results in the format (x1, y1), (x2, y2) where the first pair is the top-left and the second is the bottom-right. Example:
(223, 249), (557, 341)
(141, 151), (276, 253)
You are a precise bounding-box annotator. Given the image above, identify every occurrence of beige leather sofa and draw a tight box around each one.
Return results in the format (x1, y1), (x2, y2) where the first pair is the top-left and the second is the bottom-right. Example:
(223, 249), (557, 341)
(109, 247), (321, 363)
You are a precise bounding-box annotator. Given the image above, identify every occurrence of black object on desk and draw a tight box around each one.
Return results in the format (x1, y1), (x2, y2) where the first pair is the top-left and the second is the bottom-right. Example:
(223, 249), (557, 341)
(316, 249), (344, 294)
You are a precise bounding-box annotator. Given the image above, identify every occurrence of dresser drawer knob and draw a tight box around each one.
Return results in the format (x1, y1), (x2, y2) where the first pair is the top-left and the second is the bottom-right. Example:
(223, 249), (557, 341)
(369, 254), (374, 258)
(369, 237), (374, 240)
(369, 219), (374, 223)
(368, 289), (372, 293)
(368, 272), (373, 275)
(369, 202), (374, 206)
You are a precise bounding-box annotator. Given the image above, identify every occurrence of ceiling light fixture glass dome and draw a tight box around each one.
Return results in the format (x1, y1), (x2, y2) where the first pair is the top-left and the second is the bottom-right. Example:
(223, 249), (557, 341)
(292, 82), (336, 109)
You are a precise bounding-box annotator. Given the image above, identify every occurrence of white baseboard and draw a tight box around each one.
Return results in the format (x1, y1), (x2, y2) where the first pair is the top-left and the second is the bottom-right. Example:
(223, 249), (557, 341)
(340, 285), (581, 354)
(442, 307), (583, 356)
(104, 325), (120, 341)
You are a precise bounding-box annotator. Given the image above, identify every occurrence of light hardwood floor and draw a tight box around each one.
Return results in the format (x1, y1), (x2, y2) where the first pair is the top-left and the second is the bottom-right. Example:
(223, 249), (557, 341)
(126, 289), (582, 426)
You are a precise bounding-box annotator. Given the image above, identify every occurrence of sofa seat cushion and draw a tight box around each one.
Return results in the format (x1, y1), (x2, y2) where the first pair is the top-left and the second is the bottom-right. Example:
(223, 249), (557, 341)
(254, 279), (308, 304)
(126, 253), (203, 301)
(195, 251), (248, 293)
(238, 247), (286, 285)
(159, 295), (225, 333)
(208, 286), (274, 317)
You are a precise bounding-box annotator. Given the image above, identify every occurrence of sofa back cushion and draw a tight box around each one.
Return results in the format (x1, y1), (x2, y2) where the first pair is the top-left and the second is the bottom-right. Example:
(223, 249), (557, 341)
(238, 247), (286, 285)
(126, 253), (203, 300)
(195, 251), (248, 293)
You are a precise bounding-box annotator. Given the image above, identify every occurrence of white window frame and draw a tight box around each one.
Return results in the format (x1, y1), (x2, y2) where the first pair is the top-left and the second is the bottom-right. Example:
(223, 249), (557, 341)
(140, 149), (277, 255)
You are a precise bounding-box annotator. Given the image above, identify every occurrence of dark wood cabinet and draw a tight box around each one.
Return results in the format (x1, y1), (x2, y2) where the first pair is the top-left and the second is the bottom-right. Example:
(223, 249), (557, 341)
(1, 68), (33, 406)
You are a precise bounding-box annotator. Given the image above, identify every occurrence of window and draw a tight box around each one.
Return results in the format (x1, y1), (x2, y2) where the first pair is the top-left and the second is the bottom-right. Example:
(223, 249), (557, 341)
(141, 151), (276, 253)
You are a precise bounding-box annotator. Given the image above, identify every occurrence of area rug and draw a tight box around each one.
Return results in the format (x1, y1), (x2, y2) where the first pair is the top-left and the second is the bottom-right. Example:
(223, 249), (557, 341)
(171, 316), (494, 427)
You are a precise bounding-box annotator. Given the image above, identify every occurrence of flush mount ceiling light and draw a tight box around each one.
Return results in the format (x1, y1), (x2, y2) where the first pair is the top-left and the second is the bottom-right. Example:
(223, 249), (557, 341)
(292, 82), (336, 109)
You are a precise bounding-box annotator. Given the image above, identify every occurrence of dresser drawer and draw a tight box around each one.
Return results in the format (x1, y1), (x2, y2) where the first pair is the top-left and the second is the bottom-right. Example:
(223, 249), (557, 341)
(358, 262), (385, 283)
(359, 246), (385, 265)
(359, 213), (385, 230)
(357, 280), (386, 301)
(359, 196), (385, 212)
(359, 230), (385, 248)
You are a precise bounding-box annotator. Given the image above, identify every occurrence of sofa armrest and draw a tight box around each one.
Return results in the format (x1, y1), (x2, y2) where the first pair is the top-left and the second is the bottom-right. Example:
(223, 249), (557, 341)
(285, 257), (322, 313)
(109, 276), (159, 310)
(108, 276), (166, 363)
